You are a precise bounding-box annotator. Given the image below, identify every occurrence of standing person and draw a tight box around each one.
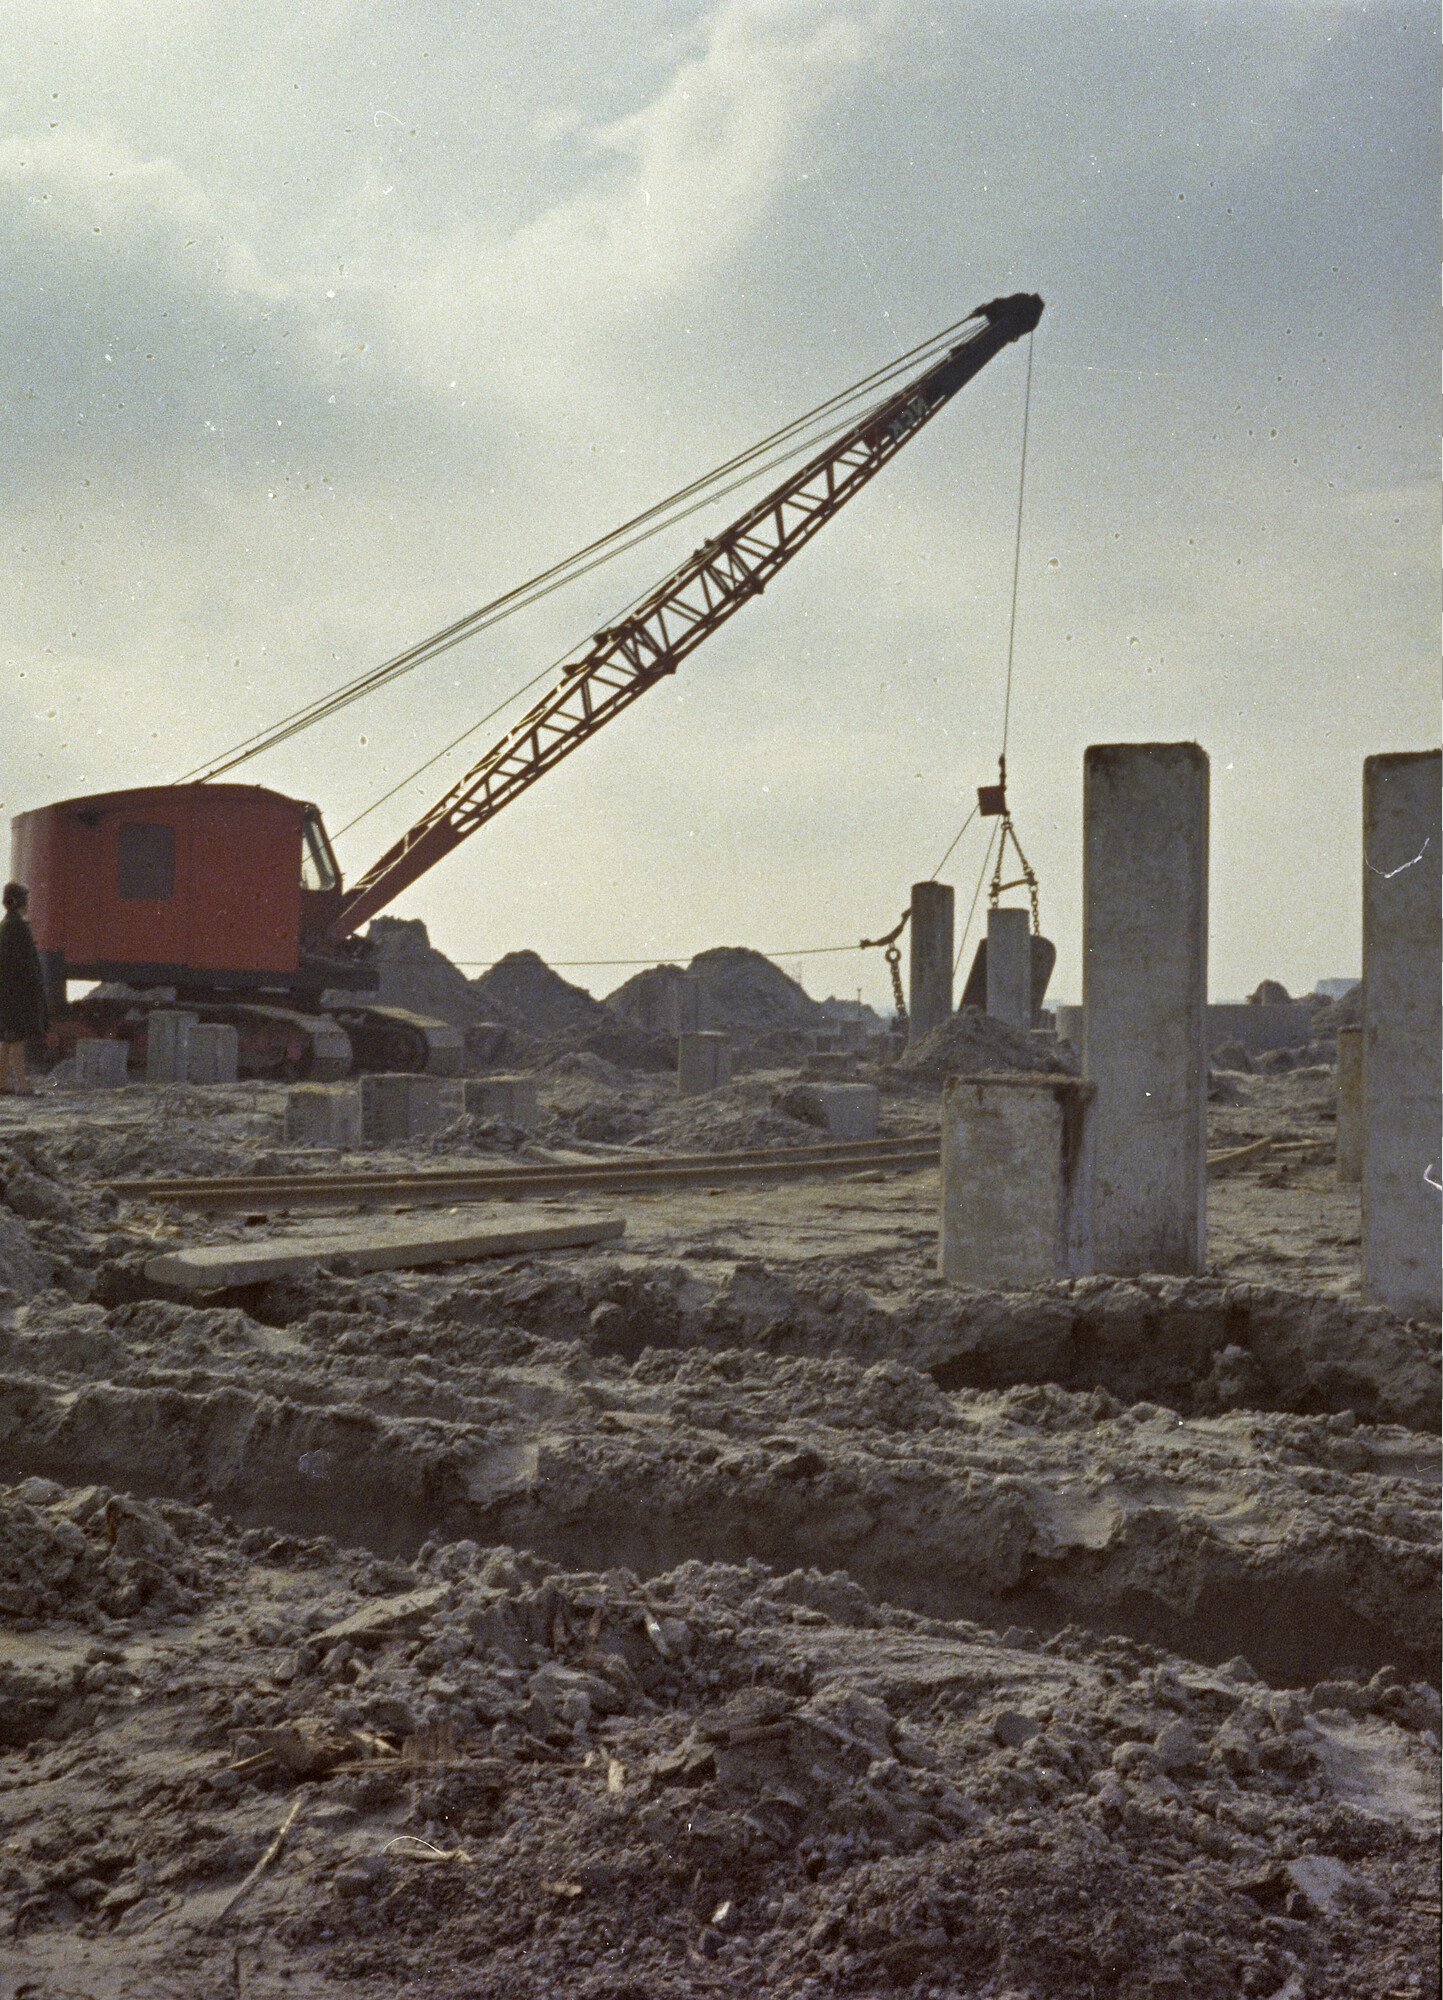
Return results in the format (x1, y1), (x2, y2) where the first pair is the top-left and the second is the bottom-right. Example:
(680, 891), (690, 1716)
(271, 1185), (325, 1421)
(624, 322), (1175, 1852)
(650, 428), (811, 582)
(0, 882), (47, 1095)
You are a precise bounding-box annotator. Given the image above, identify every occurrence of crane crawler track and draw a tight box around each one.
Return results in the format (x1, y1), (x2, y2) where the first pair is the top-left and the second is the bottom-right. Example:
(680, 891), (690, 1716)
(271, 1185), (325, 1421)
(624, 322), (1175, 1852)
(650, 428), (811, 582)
(107, 1135), (942, 1214)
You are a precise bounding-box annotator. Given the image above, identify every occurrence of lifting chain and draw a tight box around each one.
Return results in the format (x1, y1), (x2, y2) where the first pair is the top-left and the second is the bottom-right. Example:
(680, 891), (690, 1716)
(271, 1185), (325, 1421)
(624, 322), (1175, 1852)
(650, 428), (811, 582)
(860, 909), (909, 1028)
(978, 756), (1041, 934)
(987, 817), (1041, 934)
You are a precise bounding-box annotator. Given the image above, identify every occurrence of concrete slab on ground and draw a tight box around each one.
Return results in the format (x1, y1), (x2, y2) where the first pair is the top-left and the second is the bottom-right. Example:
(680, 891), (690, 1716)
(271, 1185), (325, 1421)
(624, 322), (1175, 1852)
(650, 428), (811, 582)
(144, 1210), (625, 1289)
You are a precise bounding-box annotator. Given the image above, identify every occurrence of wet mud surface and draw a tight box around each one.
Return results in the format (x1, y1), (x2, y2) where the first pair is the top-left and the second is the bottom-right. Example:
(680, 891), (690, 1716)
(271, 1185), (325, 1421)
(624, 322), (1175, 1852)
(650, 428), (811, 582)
(0, 1064), (1437, 1996)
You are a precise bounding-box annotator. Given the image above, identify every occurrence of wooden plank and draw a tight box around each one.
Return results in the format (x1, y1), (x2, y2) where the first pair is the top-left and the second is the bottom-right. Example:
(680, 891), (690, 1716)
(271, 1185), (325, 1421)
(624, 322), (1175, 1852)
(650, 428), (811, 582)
(143, 1213), (625, 1291)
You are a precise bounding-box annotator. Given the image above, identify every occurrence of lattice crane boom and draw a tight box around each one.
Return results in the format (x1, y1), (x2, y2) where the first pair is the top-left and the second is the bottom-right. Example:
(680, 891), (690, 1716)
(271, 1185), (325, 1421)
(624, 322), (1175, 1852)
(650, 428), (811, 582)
(325, 291), (1043, 942)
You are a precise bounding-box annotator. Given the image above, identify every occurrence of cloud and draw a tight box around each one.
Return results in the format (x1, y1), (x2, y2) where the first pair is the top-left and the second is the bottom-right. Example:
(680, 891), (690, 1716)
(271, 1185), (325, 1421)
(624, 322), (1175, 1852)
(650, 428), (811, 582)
(394, 0), (890, 389)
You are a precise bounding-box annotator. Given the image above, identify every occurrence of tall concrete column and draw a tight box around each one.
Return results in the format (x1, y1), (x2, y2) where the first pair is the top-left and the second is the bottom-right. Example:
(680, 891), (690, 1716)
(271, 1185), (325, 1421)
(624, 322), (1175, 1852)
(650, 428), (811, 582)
(1335, 1025), (1363, 1185)
(1362, 750), (1442, 1316)
(985, 907), (1031, 1030)
(908, 881), (954, 1045)
(1083, 742), (1209, 1275)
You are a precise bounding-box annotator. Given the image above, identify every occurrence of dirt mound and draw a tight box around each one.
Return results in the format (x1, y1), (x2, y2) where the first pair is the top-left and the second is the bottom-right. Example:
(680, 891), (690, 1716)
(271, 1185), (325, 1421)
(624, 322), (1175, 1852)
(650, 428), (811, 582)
(896, 1006), (1077, 1085)
(1311, 981), (1364, 1037)
(607, 949), (823, 1042)
(686, 947), (825, 1035)
(0, 1209), (58, 1305)
(361, 917), (488, 1028)
(468, 950), (606, 1036)
(604, 961), (685, 1030)
(4, 1277), (1436, 1681)
(420, 1115), (534, 1157)
(0, 1476), (229, 1629)
(538, 1054), (670, 1147)
(537, 1013), (676, 1074)
(649, 1079), (830, 1154)
(63, 1120), (273, 1182)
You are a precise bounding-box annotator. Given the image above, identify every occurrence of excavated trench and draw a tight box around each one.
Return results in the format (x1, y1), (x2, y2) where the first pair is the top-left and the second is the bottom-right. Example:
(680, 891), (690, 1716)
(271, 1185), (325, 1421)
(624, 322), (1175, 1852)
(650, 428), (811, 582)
(1, 1268), (1437, 1690)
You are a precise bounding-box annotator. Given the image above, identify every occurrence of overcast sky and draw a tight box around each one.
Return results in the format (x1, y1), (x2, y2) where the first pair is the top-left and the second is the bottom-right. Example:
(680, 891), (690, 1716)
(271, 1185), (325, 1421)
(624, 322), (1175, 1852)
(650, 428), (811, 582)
(1, 0), (1435, 1008)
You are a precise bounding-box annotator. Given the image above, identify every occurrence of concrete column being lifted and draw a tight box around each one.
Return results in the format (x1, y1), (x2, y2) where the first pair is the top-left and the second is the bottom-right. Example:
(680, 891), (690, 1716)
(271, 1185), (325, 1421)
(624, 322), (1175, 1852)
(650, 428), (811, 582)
(1083, 742), (1209, 1275)
(908, 881), (954, 1046)
(1361, 750), (1442, 1317)
(1335, 1025), (1363, 1185)
(985, 907), (1032, 1030)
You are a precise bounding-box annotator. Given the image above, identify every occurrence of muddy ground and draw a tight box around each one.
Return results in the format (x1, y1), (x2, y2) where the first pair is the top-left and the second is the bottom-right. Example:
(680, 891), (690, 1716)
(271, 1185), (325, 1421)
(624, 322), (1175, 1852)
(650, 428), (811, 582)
(0, 1061), (1437, 1998)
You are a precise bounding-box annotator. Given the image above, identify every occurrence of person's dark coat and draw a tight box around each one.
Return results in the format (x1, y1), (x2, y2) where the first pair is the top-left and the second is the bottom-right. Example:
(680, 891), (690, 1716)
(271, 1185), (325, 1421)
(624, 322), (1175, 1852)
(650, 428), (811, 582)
(0, 910), (47, 1041)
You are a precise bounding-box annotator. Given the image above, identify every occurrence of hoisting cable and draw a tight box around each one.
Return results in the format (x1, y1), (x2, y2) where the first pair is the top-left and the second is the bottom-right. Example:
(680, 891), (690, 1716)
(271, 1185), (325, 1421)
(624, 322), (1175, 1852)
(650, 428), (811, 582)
(999, 328), (1034, 764)
(978, 327), (1041, 934)
(955, 817), (1002, 978)
(928, 801), (979, 881)
(863, 329), (1037, 1015)
(177, 308), (994, 787)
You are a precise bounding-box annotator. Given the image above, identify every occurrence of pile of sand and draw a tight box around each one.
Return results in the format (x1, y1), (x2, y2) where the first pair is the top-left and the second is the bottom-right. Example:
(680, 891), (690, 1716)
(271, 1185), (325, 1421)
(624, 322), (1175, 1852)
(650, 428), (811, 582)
(648, 1077), (830, 1153)
(895, 1007), (1076, 1086)
(1309, 981), (1363, 1037)
(686, 946), (825, 1035)
(469, 951), (607, 1036)
(607, 947), (824, 1042)
(603, 962), (685, 1031)
(534, 1015), (676, 1074)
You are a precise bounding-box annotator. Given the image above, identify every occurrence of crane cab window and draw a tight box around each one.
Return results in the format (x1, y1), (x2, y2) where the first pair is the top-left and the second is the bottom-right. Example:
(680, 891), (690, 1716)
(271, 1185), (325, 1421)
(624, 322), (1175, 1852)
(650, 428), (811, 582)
(300, 807), (340, 892)
(117, 823), (175, 900)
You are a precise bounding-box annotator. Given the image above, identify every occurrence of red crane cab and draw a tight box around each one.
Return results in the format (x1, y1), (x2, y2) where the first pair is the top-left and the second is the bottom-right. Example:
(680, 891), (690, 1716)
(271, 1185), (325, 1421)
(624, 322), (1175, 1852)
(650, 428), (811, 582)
(9, 784), (364, 1002)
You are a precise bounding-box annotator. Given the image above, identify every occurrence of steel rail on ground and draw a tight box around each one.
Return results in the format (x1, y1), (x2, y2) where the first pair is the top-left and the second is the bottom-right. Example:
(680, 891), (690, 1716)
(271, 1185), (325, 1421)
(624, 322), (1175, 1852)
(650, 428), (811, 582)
(107, 1136), (943, 1213)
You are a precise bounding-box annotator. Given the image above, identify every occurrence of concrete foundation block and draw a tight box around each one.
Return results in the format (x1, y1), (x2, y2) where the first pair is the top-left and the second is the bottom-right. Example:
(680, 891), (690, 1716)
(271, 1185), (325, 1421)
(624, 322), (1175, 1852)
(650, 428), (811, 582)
(793, 1082), (879, 1140)
(284, 1085), (363, 1150)
(908, 881), (954, 1045)
(940, 1073), (1095, 1289)
(75, 1039), (130, 1088)
(146, 1011), (198, 1084)
(463, 1074), (540, 1131)
(360, 1072), (447, 1143)
(187, 1023), (239, 1085)
(1335, 1025), (1363, 1185)
(678, 1031), (732, 1097)
(986, 907), (1032, 1030)
(1361, 750), (1442, 1316)
(1083, 741), (1208, 1275)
